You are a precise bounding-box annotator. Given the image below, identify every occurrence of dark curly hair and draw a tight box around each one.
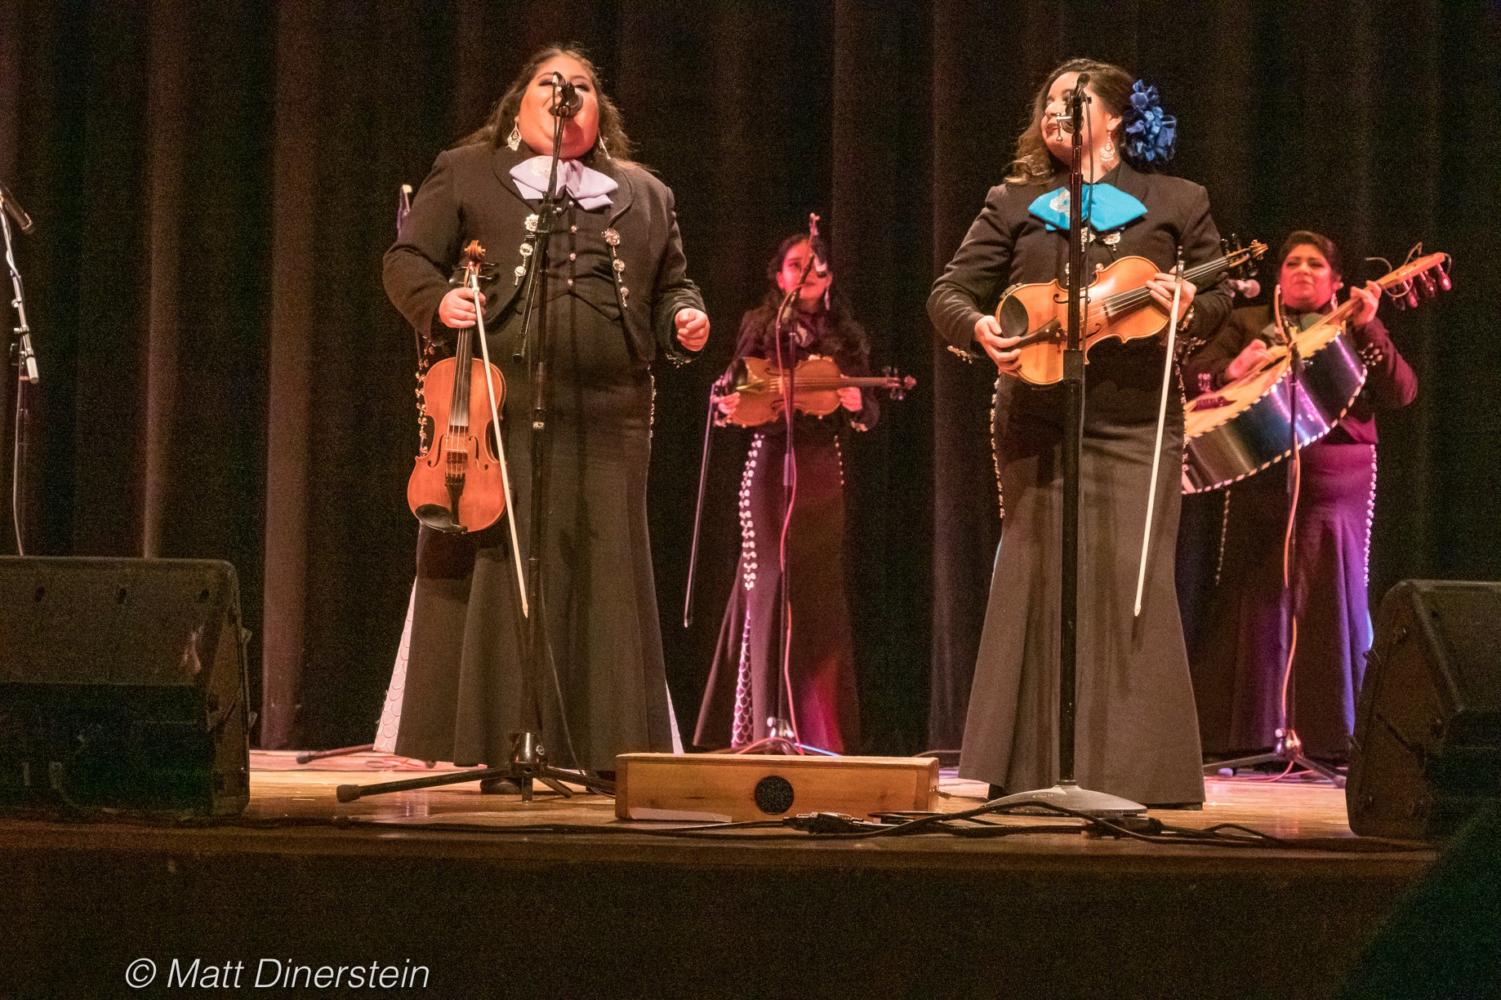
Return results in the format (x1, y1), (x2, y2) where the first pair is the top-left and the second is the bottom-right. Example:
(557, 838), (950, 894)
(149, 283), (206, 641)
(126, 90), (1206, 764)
(1277, 230), (1344, 277)
(456, 44), (633, 163)
(744, 233), (869, 363)
(1004, 58), (1135, 185)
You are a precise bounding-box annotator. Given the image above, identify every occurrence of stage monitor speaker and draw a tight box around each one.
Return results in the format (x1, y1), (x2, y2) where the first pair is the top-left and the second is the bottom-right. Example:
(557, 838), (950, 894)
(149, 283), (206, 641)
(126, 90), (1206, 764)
(1348, 580), (1501, 840)
(0, 557), (250, 816)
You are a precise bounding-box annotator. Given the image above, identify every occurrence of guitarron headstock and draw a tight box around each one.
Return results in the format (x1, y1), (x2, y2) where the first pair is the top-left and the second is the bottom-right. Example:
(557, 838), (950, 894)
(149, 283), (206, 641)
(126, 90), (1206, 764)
(1371, 243), (1453, 311)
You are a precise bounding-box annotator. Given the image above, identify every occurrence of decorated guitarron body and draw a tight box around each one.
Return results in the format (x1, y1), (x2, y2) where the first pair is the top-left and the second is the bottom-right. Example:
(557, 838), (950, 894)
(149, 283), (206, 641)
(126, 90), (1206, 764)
(1181, 249), (1452, 494)
(1181, 326), (1366, 493)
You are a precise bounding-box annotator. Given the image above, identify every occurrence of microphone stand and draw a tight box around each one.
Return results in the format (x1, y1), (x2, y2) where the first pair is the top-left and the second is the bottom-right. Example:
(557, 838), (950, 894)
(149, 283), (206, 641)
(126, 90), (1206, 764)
(729, 242), (834, 756)
(340, 93), (609, 805)
(1206, 297), (1343, 785)
(0, 197), (37, 557)
(989, 85), (1145, 816)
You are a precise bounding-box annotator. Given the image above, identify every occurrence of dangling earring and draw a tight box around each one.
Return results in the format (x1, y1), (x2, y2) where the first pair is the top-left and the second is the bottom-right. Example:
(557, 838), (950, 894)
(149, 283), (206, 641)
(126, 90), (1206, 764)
(506, 123), (521, 151)
(1102, 139), (1117, 162)
(598, 136), (611, 159)
(823, 285), (831, 312)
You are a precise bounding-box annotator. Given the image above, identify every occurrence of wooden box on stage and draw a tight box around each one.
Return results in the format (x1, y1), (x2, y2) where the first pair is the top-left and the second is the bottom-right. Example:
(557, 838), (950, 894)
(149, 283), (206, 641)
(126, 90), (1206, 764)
(615, 753), (939, 822)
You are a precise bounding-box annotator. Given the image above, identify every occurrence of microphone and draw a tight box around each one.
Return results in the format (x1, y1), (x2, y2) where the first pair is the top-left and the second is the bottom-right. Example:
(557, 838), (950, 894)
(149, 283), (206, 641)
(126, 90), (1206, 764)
(1228, 277), (1261, 299)
(1048, 74), (1092, 134)
(550, 74), (582, 118)
(0, 179), (35, 235)
(811, 237), (829, 277)
(1068, 72), (1091, 109)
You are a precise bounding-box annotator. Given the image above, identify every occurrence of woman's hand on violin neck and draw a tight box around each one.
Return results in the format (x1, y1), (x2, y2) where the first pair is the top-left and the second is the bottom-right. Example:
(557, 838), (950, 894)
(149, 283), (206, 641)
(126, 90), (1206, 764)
(675, 308), (710, 352)
(974, 314), (1023, 375)
(439, 286), (485, 329)
(838, 387), (862, 412)
(1145, 272), (1196, 318)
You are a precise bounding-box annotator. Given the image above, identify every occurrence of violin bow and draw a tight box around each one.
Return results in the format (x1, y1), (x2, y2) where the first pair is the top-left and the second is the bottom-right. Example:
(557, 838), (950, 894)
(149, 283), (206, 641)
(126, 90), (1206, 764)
(464, 241), (529, 618)
(1134, 251), (1187, 618)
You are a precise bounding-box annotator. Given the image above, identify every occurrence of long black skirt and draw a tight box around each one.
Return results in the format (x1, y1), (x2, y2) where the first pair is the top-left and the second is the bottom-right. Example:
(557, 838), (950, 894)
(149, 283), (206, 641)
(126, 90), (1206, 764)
(389, 301), (675, 773)
(694, 427), (860, 753)
(959, 379), (1205, 806)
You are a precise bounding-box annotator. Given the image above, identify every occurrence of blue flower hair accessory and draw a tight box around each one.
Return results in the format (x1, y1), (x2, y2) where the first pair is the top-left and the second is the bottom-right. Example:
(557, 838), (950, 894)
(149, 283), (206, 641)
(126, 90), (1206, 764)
(1123, 80), (1177, 167)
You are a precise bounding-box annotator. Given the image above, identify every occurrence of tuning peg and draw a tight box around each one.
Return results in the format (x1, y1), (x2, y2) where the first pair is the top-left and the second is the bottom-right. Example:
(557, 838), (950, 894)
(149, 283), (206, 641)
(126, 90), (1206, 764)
(1390, 292), (1408, 311)
(1416, 272), (1437, 298)
(1437, 268), (1452, 292)
(1405, 285), (1421, 309)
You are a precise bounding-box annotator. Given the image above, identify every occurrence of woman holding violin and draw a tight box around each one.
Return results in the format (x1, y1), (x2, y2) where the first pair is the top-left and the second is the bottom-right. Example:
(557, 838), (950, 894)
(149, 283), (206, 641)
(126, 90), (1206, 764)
(694, 231), (877, 753)
(928, 59), (1231, 805)
(382, 45), (709, 775)
(1179, 231), (1417, 764)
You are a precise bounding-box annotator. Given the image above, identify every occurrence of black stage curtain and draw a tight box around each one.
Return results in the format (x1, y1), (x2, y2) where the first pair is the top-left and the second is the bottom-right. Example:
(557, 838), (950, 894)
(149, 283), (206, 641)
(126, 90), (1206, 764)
(1, 2), (1496, 752)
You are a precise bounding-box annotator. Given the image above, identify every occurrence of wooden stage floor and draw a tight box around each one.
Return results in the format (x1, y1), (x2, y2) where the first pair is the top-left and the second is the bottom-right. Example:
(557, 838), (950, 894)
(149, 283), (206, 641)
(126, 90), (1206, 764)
(245, 750), (1390, 852)
(1, 751), (1446, 999)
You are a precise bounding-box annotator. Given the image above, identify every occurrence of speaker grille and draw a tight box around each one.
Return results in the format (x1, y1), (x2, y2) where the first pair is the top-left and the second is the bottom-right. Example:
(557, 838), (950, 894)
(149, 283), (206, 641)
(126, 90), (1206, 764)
(1349, 580), (1501, 839)
(0, 557), (249, 816)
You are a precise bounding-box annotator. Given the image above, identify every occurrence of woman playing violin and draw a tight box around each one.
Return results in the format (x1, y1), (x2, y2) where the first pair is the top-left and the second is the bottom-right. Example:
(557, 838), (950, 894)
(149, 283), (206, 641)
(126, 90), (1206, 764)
(1179, 231), (1417, 764)
(381, 45), (709, 775)
(694, 231), (877, 753)
(928, 58), (1232, 805)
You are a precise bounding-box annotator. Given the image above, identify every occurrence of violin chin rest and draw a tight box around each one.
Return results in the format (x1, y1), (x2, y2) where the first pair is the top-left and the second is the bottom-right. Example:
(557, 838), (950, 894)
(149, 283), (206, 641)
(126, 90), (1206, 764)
(415, 505), (465, 534)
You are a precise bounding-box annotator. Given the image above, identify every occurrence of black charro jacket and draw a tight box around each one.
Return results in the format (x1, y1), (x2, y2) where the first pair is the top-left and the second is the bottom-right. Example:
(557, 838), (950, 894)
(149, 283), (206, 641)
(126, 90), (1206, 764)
(384, 141), (704, 365)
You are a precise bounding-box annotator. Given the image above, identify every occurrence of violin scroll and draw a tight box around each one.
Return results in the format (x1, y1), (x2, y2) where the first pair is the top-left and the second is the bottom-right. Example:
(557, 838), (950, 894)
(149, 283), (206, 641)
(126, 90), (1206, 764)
(883, 365), (916, 401)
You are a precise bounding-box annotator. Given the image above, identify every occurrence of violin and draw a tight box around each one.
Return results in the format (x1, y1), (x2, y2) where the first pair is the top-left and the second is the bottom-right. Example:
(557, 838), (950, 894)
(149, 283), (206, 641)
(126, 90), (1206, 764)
(407, 240), (508, 533)
(719, 355), (915, 428)
(996, 240), (1267, 385)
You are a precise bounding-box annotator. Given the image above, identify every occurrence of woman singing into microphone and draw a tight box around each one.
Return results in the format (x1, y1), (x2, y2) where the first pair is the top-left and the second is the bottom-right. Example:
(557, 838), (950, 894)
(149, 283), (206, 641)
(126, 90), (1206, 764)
(381, 45), (709, 776)
(928, 59), (1232, 805)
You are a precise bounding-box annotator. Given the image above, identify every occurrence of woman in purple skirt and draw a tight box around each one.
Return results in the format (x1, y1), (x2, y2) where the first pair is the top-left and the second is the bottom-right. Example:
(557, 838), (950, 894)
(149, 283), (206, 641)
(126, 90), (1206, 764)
(1180, 231), (1418, 762)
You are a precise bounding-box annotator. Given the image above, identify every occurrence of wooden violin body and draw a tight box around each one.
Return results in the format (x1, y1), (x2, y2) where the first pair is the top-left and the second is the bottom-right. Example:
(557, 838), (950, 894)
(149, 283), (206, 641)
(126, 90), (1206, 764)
(996, 242), (1267, 386)
(408, 354), (507, 531)
(722, 355), (915, 428)
(407, 240), (508, 533)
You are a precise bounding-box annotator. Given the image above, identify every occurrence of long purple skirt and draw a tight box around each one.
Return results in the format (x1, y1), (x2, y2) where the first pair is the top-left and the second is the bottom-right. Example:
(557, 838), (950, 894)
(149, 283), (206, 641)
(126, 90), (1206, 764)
(1188, 440), (1377, 760)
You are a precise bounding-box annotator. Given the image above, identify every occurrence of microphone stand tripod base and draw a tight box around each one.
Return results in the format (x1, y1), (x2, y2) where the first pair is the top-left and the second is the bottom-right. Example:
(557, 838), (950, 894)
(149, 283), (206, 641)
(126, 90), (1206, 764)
(725, 737), (838, 757)
(296, 744), (374, 764)
(333, 731), (612, 804)
(1204, 727), (1345, 787)
(988, 780), (1146, 818)
(725, 717), (837, 757)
